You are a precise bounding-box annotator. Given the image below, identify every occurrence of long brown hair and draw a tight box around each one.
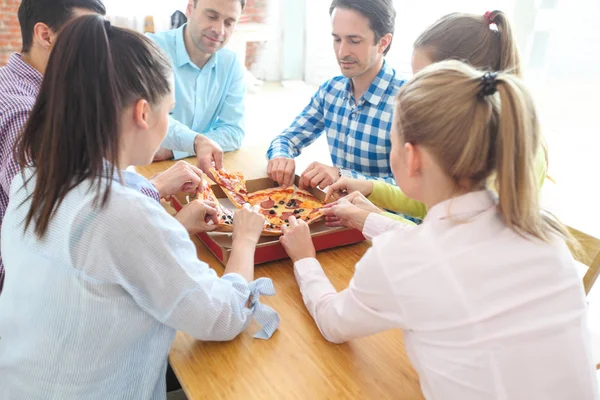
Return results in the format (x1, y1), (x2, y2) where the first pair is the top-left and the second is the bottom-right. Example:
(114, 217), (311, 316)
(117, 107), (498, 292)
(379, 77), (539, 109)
(395, 60), (568, 243)
(414, 10), (521, 76)
(16, 15), (172, 237)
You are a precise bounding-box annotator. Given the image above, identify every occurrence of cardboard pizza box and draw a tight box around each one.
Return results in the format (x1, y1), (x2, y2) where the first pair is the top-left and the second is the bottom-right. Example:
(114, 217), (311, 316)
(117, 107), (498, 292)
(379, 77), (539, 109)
(170, 176), (366, 265)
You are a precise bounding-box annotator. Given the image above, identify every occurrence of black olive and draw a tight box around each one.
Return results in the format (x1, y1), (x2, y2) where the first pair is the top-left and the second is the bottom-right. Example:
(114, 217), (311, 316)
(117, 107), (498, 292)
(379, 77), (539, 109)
(221, 215), (226, 220)
(269, 210), (275, 215)
(284, 219), (289, 223)
(279, 201), (285, 205)
(293, 209), (300, 214)
(273, 205), (278, 208)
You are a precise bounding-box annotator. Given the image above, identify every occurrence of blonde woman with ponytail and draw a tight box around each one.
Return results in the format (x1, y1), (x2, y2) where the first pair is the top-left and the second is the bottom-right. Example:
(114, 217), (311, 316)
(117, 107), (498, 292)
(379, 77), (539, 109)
(279, 61), (597, 399)
(327, 10), (548, 224)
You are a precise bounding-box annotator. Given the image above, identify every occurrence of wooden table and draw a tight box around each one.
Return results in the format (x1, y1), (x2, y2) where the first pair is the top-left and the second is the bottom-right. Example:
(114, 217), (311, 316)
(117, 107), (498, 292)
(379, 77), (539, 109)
(136, 146), (423, 400)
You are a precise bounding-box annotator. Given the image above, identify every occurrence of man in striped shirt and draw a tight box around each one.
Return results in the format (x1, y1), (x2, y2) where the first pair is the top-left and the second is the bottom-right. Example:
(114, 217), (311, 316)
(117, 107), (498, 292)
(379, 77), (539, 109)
(267, 0), (404, 189)
(0, 0), (108, 294)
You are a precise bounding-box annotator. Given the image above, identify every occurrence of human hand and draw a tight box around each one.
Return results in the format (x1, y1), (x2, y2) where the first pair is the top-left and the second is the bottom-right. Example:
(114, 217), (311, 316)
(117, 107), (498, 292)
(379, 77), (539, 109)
(279, 216), (316, 262)
(267, 157), (296, 187)
(150, 160), (204, 199)
(194, 135), (223, 182)
(232, 203), (266, 245)
(153, 147), (174, 162)
(324, 177), (374, 203)
(175, 200), (219, 234)
(321, 197), (374, 231)
(299, 162), (340, 190)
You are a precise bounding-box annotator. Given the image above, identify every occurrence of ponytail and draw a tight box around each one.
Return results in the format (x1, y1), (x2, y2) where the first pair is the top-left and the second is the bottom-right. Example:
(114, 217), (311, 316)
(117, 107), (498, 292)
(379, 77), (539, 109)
(395, 60), (572, 244)
(414, 10), (521, 75)
(493, 77), (540, 236)
(17, 15), (172, 237)
(485, 10), (521, 76)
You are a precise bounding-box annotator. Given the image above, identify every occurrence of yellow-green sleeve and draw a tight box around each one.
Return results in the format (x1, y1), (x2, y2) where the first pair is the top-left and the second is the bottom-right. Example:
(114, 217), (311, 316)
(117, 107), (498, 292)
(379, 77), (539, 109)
(367, 181), (428, 220)
(380, 212), (417, 225)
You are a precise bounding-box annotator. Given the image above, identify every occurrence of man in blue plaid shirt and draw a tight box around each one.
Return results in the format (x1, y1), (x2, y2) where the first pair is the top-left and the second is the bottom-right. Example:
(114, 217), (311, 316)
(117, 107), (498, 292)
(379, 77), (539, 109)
(267, 0), (404, 189)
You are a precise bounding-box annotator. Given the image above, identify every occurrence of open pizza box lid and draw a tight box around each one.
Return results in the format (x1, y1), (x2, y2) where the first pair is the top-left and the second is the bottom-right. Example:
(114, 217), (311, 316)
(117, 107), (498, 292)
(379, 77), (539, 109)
(170, 176), (366, 265)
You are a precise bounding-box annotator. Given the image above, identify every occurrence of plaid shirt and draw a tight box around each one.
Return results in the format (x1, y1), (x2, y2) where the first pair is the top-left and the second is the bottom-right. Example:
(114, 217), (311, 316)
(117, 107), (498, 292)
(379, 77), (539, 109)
(0, 54), (160, 294)
(0, 54), (42, 295)
(267, 60), (405, 183)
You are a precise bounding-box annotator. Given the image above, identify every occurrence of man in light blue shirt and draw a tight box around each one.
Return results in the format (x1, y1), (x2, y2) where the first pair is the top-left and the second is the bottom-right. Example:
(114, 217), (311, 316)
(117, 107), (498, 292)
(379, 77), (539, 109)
(148, 0), (247, 174)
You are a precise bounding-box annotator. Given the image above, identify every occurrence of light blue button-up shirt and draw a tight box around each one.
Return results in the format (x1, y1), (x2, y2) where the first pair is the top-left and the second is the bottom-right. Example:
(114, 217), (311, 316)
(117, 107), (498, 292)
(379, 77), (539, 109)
(0, 168), (278, 400)
(148, 25), (246, 159)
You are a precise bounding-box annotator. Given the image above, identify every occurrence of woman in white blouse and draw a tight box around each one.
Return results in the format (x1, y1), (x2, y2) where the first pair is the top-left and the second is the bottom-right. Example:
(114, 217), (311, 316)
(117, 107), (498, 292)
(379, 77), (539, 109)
(279, 61), (598, 399)
(0, 16), (278, 400)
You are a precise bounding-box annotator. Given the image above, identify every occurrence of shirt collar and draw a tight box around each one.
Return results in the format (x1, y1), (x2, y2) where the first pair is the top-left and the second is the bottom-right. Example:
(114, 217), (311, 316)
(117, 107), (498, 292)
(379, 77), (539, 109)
(175, 24), (218, 70)
(7, 53), (43, 90)
(347, 60), (394, 106)
(424, 190), (496, 222)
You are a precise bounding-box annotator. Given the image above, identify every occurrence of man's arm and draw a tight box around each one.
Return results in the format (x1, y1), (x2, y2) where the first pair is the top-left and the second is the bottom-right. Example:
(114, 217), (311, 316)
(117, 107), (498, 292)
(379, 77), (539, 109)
(339, 168), (397, 185)
(0, 108), (29, 196)
(161, 116), (198, 157)
(202, 58), (245, 152)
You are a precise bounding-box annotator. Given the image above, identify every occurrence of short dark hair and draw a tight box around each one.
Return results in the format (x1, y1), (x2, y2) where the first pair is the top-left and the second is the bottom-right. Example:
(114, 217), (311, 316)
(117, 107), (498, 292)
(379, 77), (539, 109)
(17, 16), (172, 237)
(329, 0), (396, 55)
(18, 0), (106, 53)
(194, 0), (246, 10)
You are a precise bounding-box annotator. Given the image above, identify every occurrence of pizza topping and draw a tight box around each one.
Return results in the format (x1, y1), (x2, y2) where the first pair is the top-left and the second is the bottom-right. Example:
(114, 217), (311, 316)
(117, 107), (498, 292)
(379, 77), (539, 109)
(261, 199), (275, 209)
(281, 211), (295, 220)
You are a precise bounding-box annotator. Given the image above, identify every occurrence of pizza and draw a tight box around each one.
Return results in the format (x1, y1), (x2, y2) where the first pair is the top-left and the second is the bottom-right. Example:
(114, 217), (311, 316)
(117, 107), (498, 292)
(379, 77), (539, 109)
(207, 167), (326, 236)
(247, 186), (325, 235)
(209, 167), (248, 208)
(196, 181), (234, 232)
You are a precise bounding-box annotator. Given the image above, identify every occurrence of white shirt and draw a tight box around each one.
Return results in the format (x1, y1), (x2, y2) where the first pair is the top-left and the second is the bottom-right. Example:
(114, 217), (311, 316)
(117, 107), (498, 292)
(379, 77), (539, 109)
(294, 190), (598, 400)
(0, 168), (278, 400)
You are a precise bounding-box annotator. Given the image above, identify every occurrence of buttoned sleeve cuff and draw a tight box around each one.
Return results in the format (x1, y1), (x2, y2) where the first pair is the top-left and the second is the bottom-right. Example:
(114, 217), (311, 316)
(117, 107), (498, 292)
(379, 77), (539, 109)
(362, 212), (405, 240)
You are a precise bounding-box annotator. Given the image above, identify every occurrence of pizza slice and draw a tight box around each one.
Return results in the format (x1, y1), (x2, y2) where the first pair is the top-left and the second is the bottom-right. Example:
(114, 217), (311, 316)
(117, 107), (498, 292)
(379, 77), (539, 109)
(209, 167), (248, 208)
(247, 186), (325, 235)
(196, 181), (234, 232)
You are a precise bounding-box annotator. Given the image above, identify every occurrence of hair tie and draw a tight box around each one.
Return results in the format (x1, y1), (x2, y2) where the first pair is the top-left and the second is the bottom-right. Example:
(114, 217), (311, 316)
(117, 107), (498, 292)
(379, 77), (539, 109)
(483, 11), (495, 25)
(479, 72), (498, 98)
(103, 19), (112, 34)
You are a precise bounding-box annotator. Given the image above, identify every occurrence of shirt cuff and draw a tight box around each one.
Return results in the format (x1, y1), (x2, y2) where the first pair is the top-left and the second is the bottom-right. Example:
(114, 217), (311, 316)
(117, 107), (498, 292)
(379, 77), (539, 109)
(268, 151), (293, 160)
(362, 212), (400, 240)
(339, 168), (354, 179)
(172, 150), (193, 160)
(293, 258), (337, 297)
(221, 274), (280, 340)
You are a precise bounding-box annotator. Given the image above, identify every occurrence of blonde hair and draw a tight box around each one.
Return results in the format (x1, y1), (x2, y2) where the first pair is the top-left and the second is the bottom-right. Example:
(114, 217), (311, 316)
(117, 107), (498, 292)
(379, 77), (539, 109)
(414, 10), (521, 76)
(395, 60), (568, 243)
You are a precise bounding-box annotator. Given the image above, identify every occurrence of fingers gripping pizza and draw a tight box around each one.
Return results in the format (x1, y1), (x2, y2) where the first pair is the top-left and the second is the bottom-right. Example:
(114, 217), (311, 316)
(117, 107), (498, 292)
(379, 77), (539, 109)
(209, 168), (325, 236)
(196, 180), (234, 232)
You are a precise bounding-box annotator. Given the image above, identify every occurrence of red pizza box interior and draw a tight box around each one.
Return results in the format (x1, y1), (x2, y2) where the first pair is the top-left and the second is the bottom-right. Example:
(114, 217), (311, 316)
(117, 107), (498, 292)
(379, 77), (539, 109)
(170, 176), (366, 265)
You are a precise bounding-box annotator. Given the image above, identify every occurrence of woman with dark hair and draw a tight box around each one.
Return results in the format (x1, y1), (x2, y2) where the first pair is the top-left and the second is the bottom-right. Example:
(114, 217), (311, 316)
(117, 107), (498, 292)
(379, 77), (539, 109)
(0, 15), (278, 399)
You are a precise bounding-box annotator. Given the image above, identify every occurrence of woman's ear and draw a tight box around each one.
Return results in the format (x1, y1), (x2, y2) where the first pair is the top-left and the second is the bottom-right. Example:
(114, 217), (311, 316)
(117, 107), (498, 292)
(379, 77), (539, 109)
(132, 99), (150, 130)
(405, 142), (422, 178)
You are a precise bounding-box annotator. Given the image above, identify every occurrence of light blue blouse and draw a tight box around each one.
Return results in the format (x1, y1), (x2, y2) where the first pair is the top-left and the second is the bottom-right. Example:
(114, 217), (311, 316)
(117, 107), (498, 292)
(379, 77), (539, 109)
(0, 168), (278, 399)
